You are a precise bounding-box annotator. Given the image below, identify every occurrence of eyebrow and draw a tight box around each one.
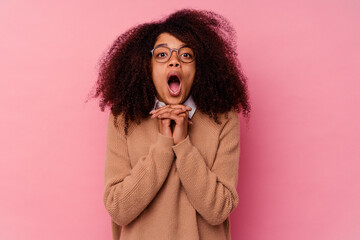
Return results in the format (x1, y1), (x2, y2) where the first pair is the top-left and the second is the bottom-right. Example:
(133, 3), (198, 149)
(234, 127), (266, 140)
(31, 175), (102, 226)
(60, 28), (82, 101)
(154, 43), (188, 48)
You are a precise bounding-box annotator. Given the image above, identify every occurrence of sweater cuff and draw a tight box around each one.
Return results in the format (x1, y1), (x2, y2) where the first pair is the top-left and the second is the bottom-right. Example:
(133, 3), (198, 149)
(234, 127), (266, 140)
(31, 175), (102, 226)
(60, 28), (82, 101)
(156, 133), (174, 150)
(172, 135), (193, 158)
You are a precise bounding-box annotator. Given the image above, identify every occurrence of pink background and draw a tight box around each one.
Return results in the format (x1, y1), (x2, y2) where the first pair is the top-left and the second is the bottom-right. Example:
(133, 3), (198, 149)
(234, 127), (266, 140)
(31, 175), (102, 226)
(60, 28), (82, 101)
(1, 0), (359, 239)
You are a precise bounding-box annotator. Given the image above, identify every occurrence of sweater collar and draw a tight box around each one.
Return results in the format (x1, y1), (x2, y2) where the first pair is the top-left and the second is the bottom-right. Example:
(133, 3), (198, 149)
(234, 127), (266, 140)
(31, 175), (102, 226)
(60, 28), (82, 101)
(152, 95), (197, 119)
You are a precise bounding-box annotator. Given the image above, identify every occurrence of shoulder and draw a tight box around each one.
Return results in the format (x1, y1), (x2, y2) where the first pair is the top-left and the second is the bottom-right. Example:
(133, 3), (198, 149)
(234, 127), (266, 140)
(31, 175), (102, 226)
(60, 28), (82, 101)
(219, 109), (239, 123)
(107, 111), (132, 136)
(107, 112), (125, 136)
(108, 111), (150, 137)
(217, 109), (239, 133)
(192, 109), (239, 135)
(196, 108), (238, 125)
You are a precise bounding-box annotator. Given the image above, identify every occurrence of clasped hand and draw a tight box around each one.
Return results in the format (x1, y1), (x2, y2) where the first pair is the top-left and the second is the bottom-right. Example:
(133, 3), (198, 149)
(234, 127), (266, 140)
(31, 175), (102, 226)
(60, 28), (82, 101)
(150, 105), (192, 145)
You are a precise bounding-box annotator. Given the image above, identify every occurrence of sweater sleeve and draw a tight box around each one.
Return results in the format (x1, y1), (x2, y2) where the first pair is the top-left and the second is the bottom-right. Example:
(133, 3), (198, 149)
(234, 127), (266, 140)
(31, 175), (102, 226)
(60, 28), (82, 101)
(172, 111), (240, 226)
(103, 112), (175, 226)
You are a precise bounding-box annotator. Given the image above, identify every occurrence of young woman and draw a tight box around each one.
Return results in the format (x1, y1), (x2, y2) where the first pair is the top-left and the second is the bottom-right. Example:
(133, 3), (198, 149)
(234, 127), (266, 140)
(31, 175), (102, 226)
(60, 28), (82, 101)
(93, 9), (250, 240)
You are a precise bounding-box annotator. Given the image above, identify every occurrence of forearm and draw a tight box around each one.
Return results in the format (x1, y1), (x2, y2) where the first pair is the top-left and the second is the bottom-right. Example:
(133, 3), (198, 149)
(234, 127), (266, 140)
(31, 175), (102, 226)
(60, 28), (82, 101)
(104, 113), (175, 226)
(173, 136), (239, 225)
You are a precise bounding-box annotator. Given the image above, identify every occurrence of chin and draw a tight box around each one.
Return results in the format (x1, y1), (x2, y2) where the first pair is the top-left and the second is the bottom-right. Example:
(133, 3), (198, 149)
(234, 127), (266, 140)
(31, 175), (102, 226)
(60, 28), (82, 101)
(163, 95), (184, 105)
(165, 98), (182, 105)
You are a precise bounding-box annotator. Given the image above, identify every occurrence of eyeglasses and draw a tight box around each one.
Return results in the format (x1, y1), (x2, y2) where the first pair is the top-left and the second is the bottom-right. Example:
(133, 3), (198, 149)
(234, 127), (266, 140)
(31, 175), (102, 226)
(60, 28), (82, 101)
(150, 46), (195, 63)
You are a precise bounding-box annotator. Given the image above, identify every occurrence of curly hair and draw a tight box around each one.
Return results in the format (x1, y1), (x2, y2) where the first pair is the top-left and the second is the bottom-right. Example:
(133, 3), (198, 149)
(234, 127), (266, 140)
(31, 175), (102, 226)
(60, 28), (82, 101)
(90, 9), (250, 134)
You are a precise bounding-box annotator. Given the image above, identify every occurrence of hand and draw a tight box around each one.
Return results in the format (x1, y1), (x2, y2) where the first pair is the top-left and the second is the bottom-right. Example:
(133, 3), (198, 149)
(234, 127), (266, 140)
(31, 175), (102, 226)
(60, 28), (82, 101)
(150, 105), (192, 144)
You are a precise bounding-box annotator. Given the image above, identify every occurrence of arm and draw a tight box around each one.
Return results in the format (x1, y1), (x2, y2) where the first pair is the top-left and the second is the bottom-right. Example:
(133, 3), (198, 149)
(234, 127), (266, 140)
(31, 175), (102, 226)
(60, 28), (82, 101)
(103, 112), (175, 226)
(172, 111), (240, 225)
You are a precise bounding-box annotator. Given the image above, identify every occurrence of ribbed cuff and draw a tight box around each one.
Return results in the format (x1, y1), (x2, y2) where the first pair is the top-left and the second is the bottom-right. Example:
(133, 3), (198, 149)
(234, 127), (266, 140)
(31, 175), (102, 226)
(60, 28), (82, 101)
(172, 135), (193, 158)
(156, 133), (174, 150)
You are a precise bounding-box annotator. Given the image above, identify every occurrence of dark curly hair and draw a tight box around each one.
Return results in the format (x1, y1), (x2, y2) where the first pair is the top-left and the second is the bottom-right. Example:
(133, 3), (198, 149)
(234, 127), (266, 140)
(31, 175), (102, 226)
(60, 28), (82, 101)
(90, 9), (250, 134)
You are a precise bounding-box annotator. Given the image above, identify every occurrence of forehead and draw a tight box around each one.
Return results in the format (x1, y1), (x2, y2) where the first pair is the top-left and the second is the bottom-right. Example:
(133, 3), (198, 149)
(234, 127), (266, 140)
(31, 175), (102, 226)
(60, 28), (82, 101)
(154, 33), (186, 48)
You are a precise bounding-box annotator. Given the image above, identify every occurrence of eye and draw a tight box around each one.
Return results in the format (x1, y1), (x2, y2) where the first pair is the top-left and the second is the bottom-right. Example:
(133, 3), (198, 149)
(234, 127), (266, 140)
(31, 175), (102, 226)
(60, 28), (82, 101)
(181, 53), (192, 58)
(153, 46), (170, 60)
(179, 47), (194, 61)
(157, 52), (167, 58)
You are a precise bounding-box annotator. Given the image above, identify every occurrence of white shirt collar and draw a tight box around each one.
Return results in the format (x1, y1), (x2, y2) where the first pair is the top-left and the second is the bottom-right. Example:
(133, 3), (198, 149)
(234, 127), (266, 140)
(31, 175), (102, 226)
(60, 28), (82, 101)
(152, 95), (197, 119)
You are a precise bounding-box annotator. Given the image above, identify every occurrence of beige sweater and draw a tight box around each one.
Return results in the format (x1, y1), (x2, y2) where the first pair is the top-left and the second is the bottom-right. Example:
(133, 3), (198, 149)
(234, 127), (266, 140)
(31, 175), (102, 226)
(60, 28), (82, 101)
(104, 109), (240, 240)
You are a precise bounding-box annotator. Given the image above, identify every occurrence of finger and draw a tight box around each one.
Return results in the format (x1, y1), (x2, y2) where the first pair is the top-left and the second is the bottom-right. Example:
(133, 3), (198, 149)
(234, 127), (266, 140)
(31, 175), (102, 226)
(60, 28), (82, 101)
(157, 112), (190, 126)
(156, 112), (184, 123)
(151, 106), (173, 117)
(158, 117), (171, 125)
(151, 108), (175, 118)
(153, 108), (188, 118)
(171, 110), (189, 119)
(149, 105), (170, 114)
(151, 108), (188, 118)
(168, 104), (192, 111)
(150, 104), (191, 115)
(157, 118), (172, 137)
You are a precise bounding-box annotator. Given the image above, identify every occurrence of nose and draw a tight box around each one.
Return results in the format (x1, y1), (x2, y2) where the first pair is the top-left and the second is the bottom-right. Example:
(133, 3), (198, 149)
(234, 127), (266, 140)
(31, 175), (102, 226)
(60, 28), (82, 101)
(168, 51), (180, 67)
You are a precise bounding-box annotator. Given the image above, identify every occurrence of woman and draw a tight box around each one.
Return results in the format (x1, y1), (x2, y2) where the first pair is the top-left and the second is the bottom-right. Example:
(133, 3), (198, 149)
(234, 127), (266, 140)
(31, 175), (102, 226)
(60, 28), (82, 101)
(93, 9), (250, 240)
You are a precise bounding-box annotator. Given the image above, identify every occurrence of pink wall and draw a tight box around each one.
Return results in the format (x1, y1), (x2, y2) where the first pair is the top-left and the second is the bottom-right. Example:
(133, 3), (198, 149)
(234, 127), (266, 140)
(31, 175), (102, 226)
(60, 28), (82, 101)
(1, 0), (359, 239)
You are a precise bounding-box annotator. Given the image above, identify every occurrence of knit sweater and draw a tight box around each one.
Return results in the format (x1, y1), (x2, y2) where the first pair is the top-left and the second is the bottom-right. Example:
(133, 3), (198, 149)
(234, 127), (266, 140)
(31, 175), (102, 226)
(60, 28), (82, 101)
(103, 109), (240, 240)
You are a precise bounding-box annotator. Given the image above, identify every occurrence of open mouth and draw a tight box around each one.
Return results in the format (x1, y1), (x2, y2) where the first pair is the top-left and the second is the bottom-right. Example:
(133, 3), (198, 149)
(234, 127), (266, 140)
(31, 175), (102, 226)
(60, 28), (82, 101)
(167, 72), (181, 97)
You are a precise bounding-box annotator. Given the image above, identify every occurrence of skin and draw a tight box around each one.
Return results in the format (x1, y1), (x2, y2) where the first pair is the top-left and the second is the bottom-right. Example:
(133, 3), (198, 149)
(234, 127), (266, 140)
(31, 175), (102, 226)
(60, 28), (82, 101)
(150, 33), (196, 144)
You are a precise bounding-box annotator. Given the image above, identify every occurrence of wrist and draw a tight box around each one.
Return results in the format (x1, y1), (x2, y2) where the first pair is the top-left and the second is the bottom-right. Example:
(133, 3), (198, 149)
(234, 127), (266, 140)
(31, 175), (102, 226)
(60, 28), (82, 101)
(174, 134), (187, 145)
